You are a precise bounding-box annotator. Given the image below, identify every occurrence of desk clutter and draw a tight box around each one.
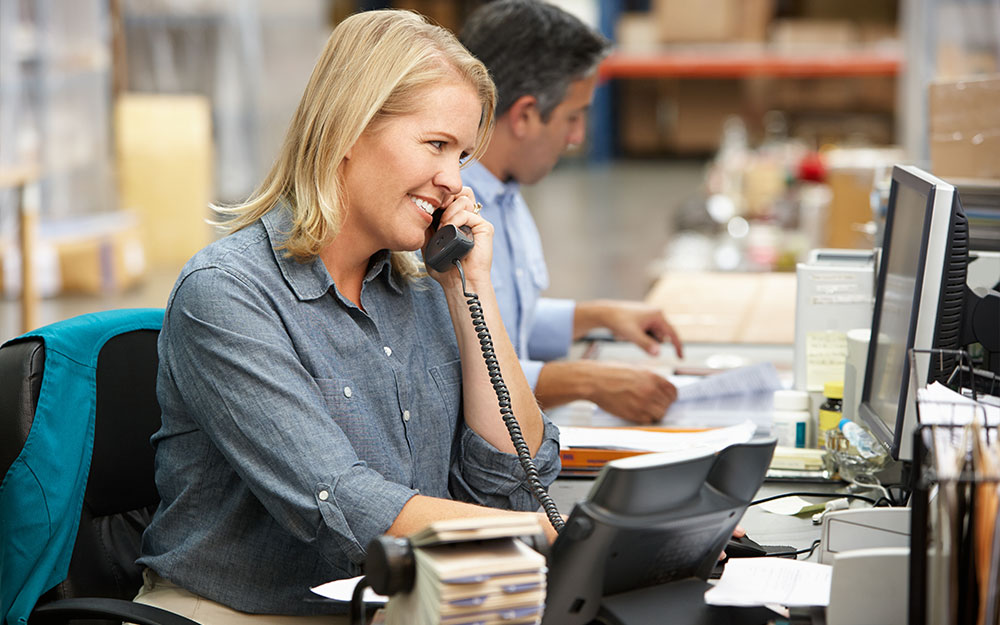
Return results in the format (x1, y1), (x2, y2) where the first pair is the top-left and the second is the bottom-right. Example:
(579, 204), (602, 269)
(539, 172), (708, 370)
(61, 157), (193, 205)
(379, 517), (547, 625)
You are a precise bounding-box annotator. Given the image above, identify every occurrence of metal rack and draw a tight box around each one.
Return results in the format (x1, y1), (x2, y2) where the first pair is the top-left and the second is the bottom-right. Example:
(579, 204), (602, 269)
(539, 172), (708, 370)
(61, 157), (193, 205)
(908, 348), (1000, 624)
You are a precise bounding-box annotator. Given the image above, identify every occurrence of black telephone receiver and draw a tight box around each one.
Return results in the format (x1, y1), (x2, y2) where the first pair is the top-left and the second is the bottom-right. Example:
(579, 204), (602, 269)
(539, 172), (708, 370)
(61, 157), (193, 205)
(424, 208), (564, 534)
(425, 209), (475, 273)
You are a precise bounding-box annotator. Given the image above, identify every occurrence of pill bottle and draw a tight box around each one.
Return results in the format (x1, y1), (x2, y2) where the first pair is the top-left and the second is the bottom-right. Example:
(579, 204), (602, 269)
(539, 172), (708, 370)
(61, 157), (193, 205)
(817, 380), (844, 450)
(771, 389), (811, 448)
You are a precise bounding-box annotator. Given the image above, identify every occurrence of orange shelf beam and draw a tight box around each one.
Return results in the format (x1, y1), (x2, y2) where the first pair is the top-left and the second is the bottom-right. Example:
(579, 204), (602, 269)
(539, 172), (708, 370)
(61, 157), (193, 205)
(599, 50), (903, 80)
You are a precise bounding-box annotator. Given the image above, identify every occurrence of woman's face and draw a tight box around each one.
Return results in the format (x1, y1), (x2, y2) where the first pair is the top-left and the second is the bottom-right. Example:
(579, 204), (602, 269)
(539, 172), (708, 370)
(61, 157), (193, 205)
(340, 80), (482, 254)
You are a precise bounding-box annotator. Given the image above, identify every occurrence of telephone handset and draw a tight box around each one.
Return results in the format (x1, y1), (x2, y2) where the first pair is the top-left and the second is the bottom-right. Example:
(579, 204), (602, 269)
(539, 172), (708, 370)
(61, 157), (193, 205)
(425, 209), (475, 272)
(426, 209), (564, 534)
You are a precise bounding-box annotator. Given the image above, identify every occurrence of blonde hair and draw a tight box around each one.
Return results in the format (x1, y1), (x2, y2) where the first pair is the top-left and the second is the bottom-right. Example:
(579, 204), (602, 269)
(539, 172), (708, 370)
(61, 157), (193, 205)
(216, 10), (496, 279)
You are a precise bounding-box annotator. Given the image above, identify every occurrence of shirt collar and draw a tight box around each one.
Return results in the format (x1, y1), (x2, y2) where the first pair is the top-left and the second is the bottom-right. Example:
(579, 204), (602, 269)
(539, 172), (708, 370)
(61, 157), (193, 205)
(262, 202), (402, 302)
(464, 160), (521, 208)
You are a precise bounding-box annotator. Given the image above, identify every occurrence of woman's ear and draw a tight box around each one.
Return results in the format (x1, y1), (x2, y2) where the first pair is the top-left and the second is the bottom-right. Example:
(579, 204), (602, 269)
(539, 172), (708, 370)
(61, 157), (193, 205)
(506, 94), (540, 139)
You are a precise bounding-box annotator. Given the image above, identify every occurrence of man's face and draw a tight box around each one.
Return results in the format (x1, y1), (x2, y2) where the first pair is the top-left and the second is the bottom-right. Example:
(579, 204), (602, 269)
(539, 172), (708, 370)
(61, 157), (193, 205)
(513, 73), (598, 185)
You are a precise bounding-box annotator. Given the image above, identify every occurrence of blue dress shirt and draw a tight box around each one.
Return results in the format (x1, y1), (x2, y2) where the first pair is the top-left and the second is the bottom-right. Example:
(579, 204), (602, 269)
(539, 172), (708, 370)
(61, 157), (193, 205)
(138, 203), (561, 614)
(462, 161), (575, 389)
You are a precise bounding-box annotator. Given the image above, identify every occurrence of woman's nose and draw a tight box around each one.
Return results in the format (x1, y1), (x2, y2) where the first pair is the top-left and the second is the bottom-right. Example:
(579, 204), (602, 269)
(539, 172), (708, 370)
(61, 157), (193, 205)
(434, 163), (463, 195)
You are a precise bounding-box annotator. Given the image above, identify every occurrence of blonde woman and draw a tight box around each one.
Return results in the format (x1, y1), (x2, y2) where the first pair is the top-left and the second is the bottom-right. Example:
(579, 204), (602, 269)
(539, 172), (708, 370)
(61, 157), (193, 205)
(135, 10), (560, 623)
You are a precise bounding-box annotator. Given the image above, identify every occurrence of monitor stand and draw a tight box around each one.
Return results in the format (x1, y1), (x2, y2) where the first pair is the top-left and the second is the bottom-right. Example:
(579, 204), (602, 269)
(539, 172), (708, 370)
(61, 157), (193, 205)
(596, 578), (776, 625)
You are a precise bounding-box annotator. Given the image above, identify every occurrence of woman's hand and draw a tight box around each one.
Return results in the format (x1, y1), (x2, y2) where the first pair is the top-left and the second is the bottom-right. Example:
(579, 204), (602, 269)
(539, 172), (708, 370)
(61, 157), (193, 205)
(423, 186), (493, 290)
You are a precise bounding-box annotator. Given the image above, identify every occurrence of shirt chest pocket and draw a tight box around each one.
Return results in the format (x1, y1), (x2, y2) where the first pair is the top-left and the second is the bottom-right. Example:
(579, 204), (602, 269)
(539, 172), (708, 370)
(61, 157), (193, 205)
(428, 359), (463, 421)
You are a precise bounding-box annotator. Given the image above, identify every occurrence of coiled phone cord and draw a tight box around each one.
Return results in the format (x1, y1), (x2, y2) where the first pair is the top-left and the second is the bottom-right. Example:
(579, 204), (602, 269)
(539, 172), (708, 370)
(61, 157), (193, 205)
(455, 260), (565, 534)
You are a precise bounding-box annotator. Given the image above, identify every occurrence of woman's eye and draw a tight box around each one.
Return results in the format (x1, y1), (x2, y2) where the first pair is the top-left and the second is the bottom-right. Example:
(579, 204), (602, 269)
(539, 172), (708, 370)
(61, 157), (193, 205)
(429, 140), (445, 150)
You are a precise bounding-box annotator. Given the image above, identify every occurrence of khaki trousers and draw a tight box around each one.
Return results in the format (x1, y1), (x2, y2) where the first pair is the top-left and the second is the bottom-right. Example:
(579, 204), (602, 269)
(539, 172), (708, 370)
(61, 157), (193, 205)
(132, 569), (350, 625)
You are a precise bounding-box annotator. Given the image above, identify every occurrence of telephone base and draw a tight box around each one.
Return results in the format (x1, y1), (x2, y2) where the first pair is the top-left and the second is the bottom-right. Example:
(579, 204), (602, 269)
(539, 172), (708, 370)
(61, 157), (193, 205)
(596, 578), (776, 625)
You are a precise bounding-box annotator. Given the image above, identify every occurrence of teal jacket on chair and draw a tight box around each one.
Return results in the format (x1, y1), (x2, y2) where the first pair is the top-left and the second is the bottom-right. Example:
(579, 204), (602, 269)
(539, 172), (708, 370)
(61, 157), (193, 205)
(0, 308), (164, 625)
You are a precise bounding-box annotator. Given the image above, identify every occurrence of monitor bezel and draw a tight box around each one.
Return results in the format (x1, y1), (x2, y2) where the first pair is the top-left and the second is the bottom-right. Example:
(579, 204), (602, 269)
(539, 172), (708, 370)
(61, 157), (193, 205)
(858, 165), (957, 462)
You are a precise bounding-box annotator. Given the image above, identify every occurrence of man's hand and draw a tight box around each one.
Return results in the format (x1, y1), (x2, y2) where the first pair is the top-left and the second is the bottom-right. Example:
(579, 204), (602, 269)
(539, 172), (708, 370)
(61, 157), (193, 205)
(588, 362), (677, 424)
(536, 360), (677, 425)
(574, 300), (683, 359)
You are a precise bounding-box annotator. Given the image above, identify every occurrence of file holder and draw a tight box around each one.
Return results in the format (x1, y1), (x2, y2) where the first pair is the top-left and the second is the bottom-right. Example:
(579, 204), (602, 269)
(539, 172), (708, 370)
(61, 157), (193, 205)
(543, 437), (777, 625)
(909, 409), (1000, 624)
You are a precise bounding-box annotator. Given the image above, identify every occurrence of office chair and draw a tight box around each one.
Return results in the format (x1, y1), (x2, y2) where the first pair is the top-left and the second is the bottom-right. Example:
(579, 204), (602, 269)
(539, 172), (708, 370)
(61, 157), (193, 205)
(0, 309), (198, 625)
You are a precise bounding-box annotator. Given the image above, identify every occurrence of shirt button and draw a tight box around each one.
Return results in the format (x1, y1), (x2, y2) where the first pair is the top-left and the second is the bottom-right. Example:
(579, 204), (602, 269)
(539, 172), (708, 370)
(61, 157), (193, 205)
(402, 409), (411, 422)
(383, 346), (392, 357)
(343, 386), (352, 398)
(515, 268), (524, 277)
(318, 490), (329, 501)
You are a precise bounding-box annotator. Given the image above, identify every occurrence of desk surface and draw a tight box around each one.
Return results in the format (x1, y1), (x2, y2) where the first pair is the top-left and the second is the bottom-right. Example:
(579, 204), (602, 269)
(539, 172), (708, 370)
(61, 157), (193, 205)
(645, 271), (797, 345)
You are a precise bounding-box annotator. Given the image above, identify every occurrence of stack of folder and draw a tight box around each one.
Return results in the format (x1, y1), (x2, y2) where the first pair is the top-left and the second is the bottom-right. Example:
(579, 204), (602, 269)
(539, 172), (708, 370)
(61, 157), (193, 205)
(383, 517), (547, 625)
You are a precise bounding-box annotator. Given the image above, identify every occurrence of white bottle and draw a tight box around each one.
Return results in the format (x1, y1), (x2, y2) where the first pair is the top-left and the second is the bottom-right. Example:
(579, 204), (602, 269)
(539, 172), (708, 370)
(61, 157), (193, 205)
(772, 390), (811, 448)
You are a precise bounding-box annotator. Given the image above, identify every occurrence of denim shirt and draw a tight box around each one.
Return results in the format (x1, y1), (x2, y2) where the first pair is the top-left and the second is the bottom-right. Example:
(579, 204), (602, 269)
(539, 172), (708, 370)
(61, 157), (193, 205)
(138, 205), (561, 614)
(462, 161), (575, 389)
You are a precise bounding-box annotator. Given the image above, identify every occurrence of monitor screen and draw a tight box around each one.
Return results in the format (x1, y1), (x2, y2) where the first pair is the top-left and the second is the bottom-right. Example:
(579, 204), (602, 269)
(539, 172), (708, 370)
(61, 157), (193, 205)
(859, 165), (968, 462)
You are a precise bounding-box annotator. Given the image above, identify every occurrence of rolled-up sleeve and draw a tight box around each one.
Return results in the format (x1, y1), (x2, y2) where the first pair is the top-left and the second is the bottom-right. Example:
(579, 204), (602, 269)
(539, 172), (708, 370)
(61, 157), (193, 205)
(527, 297), (575, 362)
(161, 267), (417, 566)
(449, 416), (561, 510)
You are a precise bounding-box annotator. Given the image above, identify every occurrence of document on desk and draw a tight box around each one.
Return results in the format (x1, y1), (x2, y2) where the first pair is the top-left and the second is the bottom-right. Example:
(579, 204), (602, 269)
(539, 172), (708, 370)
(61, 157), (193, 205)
(672, 362), (783, 402)
(558, 420), (756, 453)
(548, 363), (782, 433)
(312, 575), (387, 604)
(704, 558), (832, 607)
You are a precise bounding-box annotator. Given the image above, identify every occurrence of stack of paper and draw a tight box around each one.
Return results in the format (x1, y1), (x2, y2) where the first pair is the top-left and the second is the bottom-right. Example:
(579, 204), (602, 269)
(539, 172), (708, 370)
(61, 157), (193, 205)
(384, 518), (547, 625)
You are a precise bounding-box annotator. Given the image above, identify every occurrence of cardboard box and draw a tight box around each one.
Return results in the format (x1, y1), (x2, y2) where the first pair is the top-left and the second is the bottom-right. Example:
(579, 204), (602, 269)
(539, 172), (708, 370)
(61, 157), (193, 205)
(796, 0), (896, 23)
(788, 112), (894, 147)
(822, 147), (906, 249)
(620, 79), (746, 155)
(937, 44), (999, 79)
(769, 19), (858, 51)
(929, 75), (1000, 180)
(116, 94), (214, 267)
(0, 212), (146, 296)
(615, 12), (660, 52)
(48, 212), (146, 294)
(669, 79), (745, 153)
(619, 80), (671, 155)
(747, 76), (896, 114)
(652, 0), (773, 43)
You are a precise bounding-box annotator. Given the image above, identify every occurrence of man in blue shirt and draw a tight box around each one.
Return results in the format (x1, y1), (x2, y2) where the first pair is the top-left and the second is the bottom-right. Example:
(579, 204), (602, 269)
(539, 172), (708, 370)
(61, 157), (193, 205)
(460, 0), (684, 425)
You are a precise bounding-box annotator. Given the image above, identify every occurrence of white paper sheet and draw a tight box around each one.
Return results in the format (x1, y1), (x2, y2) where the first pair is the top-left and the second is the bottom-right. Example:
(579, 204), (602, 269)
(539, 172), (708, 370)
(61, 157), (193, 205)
(311, 576), (387, 604)
(704, 558), (832, 607)
(558, 420), (756, 453)
(917, 381), (1000, 425)
(673, 362), (784, 402)
(757, 495), (826, 516)
(547, 363), (782, 433)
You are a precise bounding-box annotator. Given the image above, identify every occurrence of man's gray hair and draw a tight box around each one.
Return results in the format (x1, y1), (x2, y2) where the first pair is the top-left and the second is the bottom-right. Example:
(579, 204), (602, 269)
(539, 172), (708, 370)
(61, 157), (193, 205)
(460, 0), (611, 121)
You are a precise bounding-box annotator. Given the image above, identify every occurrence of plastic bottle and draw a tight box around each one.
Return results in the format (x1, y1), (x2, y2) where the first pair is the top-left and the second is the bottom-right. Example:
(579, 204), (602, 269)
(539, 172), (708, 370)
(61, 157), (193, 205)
(830, 418), (889, 481)
(771, 389), (811, 448)
(817, 380), (844, 450)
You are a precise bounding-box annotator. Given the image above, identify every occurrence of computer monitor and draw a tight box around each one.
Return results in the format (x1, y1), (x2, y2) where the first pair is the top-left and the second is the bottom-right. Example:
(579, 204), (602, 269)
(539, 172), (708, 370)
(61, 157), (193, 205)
(858, 165), (969, 462)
